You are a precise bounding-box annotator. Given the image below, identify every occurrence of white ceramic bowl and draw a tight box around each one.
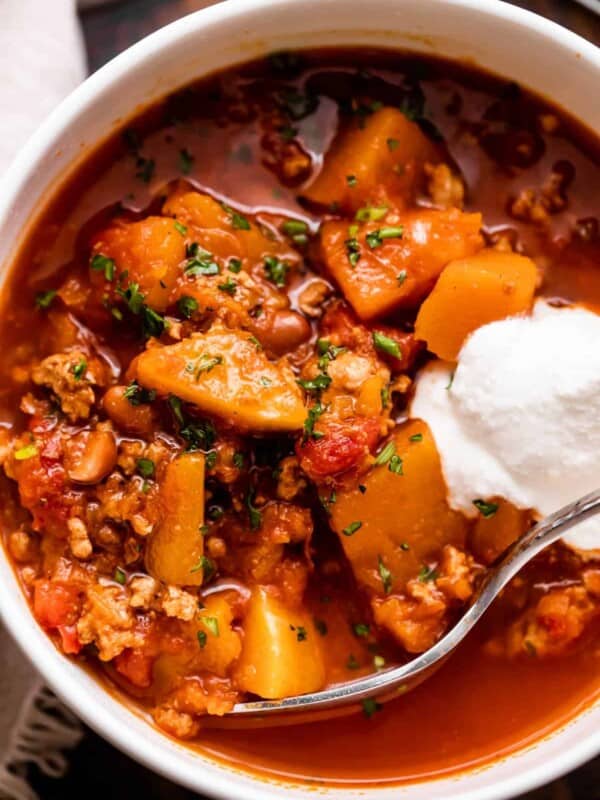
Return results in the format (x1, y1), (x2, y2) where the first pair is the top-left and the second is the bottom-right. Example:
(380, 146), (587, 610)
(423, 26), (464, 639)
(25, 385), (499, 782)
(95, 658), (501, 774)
(1, 1), (599, 798)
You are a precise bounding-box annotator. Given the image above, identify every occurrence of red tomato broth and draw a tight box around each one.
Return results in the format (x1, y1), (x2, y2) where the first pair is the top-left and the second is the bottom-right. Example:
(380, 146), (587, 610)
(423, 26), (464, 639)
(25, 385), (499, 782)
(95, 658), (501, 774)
(0, 48), (599, 785)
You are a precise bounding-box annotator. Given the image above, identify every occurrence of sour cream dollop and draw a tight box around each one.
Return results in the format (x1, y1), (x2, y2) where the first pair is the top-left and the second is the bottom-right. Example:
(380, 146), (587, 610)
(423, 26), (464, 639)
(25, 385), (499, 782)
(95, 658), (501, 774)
(411, 301), (600, 551)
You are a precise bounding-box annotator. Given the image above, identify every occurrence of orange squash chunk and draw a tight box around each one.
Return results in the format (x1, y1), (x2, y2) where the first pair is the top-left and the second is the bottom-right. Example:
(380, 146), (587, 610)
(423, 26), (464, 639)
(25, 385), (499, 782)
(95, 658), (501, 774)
(91, 217), (186, 311)
(235, 587), (326, 699)
(330, 420), (467, 597)
(320, 208), (483, 320)
(146, 452), (205, 586)
(470, 499), (533, 565)
(135, 324), (306, 432)
(415, 249), (538, 361)
(303, 107), (442, 213)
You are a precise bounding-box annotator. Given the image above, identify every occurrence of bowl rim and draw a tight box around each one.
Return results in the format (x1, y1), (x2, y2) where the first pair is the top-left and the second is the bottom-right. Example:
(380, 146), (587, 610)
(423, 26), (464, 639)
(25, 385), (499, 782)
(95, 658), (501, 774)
(0, 0), (599, 798)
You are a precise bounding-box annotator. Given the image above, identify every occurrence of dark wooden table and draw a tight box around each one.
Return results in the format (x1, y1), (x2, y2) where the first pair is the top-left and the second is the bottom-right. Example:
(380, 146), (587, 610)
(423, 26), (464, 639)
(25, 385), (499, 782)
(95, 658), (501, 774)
(30, 2), (599, 798)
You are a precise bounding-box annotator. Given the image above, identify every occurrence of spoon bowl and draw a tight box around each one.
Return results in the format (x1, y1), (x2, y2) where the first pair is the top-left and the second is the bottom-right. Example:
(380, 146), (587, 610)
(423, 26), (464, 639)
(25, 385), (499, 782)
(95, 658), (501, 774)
(227, 487), (600, 719)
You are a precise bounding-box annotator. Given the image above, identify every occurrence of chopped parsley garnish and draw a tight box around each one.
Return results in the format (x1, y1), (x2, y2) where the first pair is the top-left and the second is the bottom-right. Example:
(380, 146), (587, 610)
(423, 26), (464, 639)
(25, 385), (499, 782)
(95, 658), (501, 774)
(168, 395), (185, 424)
(217, 278), (237, 295)
(355, 205), (388, 223)
(72, 359), (87, 381)
(302, 401), (325, 442)
(179, 148), (194, 175)
(221, 203), (251, 230)
(185, 354), (223, 379)
(372, 331), (401, 358)
(177, 295), (199, 319)
(197, 630), (207, 649)
(114, 566), (127, 585)
(346, 174), (357, 187)
(418, 565), (439, 583)
(314, 619), (328, 636)
(232, 452), (245, 469)
(388, 455), (403, 475)
(201, 616), (220, 637)
(247, 335), (262, 350)
(374, 441), (396, 466)
(259, 376), (272, 387)
(173, 220), (188, 236)
(135, 156), (155, 183)
(347, 654), (360, 670)
(446, 371), (455, 391)
(264, 255), (289, 288)
(180, 419), (217, 452)
(380, 385), (389, 409)
(116, 282), (167, 338)
(409, 432), (423, 442)
(378, 556), (392, 594)
(353, 623), (370, 638)
(362, 698), (382, 719)
(136, 458), (155, 479)
(124, 381), (156, 406)
(246, 491), (262, 531)
(342, 520), (362, 537)
(185, 249), (220, 276)
(282, 219), (308, 237)
(90, 253), (116, 281)
(345, 237), (361, 267)
(386, 137), (399, 151)
(297, 373), (332, 393)
(317, 341), (347, 372)
(319, 490), (337, 515)
(228, 257), (242, 273)
(400, 542), (410, 551)
(14, 444), (38, 461)
(296, 626), (307, 642)
(191, 556), (215, 579)
(358, 484), (367, 494)
(473, 499), (499, 518)
(397, 269), (407, 286)
(205, 451), (217, 469)
(366, 225), (404, 249)
(276, 88), (318, 120)
(35, 289), (57, 310)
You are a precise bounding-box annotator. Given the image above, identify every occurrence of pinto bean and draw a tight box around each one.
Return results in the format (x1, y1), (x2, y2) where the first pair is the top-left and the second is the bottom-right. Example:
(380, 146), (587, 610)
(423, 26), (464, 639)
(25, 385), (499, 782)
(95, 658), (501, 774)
(65, 429), (117, 484)
(103, 385), (156, 436)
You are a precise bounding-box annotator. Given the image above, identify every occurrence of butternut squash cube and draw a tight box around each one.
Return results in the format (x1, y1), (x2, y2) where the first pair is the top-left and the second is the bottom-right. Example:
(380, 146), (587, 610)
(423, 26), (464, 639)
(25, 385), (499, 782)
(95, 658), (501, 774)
(303, 107), (442, 212)
(415, 249), (538, 361)
(235, 588), (326, 699)
(136, 325), (306, 432)
(321, 208), (483, 320)
(330, 420), (467, 596)
(146, 452), (205, 586)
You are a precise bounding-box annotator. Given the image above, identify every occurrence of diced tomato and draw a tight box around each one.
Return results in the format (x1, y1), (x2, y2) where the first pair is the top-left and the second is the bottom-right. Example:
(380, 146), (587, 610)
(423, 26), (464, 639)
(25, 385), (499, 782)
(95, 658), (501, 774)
(114, 648), (154, 688)
(58, 624), (82, 654)
(320, 301), (373, 355)
(297, 417), (381, 480)
(33, 580), (81, 629)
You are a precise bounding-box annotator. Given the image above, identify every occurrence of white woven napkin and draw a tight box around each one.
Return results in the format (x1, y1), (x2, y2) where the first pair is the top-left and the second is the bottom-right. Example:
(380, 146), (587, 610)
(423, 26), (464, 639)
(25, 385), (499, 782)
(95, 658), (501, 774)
(0, 1), (87, 796)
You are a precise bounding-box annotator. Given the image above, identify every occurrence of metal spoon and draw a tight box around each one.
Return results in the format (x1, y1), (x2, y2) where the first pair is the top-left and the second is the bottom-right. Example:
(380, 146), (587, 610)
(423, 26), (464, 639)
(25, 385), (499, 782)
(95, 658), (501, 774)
(228, 487), (600, 719)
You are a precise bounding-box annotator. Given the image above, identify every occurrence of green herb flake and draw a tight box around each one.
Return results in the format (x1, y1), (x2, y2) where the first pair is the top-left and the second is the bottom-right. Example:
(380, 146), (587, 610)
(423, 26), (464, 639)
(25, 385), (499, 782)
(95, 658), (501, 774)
(345, 237), (361, 267)
(346, 174), (357, 187)
(343, 520), (362, 537)
(264, 255), (289, 288)
(228, 257), (242, 274)
(282, 219), (308, 237)
(114, 566), (127, 585)
(135, 157), (155, 183)
(232, 452), (245, 469)
(380, 385), (390, 409)
(372, 331), (401, 358)
(302, 401), (325, 443)
(473, 499), (499, 518)
(374, 441), (396, 466)
(173, 220), (188, 237)
(378, 555), (392, 594)
(217, 279), (237, 296)
(397, 269), (407, 286)
(136, 458), (155, 479)
(124, 381), (156, 406)
(246, 491), (262, 532)
(186, 353), (223, 379)
(409, 433), (423, 442)
(366, 225), (404, 250)
(400, 542), (410, 551)
(247, 335), (262, 350)
(14, 444), (38, 461)
(296, 626), (308, 642)
(197, 630), (207, 649)
(179, 148), (194, 175)
(185, 249), (220, 276)
(387, 138), (399, 151)
(314, 619), (328, 636)
(201, 616), (220, 637)
(358, 484), (367, 494)
(177, 295), (199, 319)
(229, 209), (251, 230)
(418, 565), (439, 583)
(90, 253), (116, 281)
(355, 205), (388, 223)
(353, 622), (370, 638)
(388, 455), (403, 475)
(35, 289), (57, 310)
(72, 359), (87, 381)
(297, 373), (332, 393)
(362, 698), (382, 719)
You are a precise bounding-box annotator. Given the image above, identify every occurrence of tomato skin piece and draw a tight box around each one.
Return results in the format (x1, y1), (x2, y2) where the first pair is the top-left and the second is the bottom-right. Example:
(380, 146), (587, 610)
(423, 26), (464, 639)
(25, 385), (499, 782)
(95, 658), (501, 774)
(114, 648), (154, 688)
(33, 580), (81, 629)
(297, 418), (381, 480)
